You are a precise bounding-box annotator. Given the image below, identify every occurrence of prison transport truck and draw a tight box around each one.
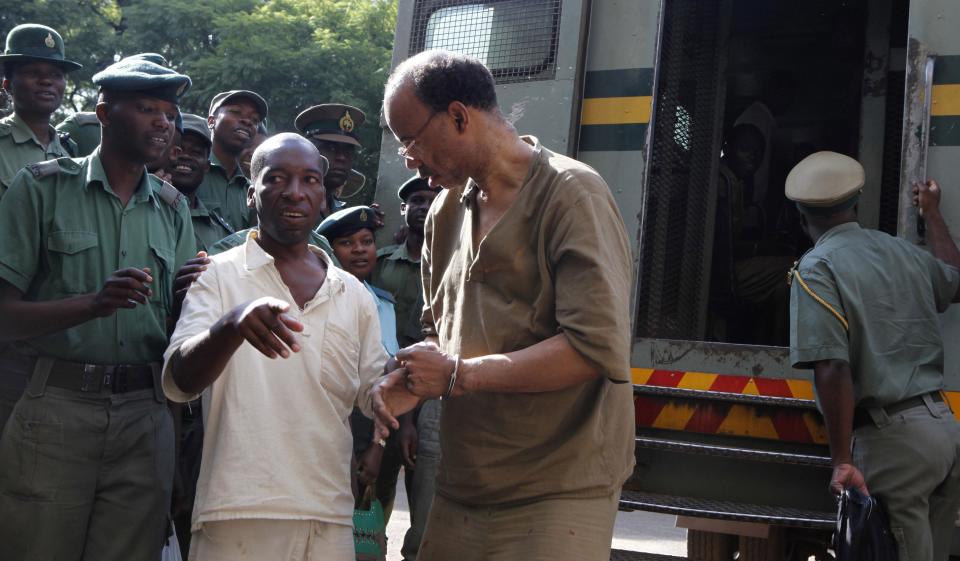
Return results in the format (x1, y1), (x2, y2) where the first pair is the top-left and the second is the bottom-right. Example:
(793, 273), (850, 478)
(370, 1), (960, 559)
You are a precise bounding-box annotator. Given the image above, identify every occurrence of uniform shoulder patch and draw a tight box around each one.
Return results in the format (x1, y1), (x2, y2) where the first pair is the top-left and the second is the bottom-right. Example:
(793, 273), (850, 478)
(25, 159), (65, 179)
(376, 244), (399, 258)
(73, 113), (101, 126)
(156, 180), (186, 209)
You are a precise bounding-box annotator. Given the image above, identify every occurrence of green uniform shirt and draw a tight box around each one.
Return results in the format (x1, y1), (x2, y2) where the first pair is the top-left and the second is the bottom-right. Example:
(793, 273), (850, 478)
(0, 151), (196, 364)
(208, 227), (338, 266)
(790, 222), (960, 408)
(0, 113), (74, 198)
(55, 112), (101, 158)
(189, 197), (233, 252)
(372, 242), (424, 347)
(195, 152), (252, 232)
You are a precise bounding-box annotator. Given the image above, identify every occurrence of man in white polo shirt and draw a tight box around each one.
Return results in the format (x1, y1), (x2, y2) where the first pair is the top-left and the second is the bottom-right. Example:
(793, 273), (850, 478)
(163, 133), (387, 561)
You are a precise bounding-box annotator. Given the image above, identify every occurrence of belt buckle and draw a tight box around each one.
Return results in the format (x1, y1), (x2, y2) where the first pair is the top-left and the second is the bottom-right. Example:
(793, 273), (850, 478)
(80, 364), (102, 392)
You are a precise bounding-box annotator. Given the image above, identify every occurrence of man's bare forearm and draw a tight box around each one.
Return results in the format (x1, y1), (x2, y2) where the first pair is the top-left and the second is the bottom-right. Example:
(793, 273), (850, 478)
(814, 359), (856, 466)
(169, 315), (244, 395)
(458, 333), (600, 394)
(924, 209), (960, 269)
(0, 291), (98, 343)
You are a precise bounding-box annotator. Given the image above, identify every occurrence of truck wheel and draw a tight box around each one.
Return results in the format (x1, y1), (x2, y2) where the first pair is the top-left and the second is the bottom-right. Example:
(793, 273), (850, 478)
(687, 529), (735, 561)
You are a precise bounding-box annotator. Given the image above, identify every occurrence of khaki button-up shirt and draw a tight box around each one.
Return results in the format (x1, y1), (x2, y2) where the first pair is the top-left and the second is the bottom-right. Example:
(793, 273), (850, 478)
(373, 242), (424, 347)
(0, 113), (73, 199)
(163, 234), (387, 529)
(790, 222), (959, 408)
(0, 150), (195, 364)
(422, 136), (635, 505)
(196, 152), (252, 231)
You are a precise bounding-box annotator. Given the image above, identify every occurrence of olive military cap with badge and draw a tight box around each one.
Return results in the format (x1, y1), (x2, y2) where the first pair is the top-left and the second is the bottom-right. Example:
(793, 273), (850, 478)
(0, 23), (82, 71)
(295, 103), (365, 147)
(316, 205), (379, 241)
(785, 151), (864, 216)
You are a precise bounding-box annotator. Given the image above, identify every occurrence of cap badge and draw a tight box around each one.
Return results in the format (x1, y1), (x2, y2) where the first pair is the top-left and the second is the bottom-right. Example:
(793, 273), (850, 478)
(360, 209), (368, 222)
(44, 33), (56, 49)
(339, 111), (355, 133)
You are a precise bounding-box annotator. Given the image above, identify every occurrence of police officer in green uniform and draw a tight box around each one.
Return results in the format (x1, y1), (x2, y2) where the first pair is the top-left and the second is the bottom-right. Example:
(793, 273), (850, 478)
(166, 113), (233, 251)
(787, 151), (960, 561)
(196, 89), (268, 232)
(0, 24), (82, 198)
(57, 55), (174, 160)
(371, 175), (440, 560)
(0, 55), (196, 561)
(295, 103), (367, 214)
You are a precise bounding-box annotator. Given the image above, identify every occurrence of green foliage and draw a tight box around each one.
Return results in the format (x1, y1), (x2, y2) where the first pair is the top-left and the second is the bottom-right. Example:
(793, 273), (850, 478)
(1, 0), (397, 194)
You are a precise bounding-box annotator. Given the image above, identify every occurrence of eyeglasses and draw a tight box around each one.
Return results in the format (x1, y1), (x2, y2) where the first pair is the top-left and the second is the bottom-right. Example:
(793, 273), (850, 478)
(397, 112), (440, 161)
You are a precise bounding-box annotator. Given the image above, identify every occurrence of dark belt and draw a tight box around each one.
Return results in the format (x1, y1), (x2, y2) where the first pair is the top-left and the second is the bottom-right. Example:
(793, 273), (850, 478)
(46, 361), (155, 394)
(853, 392), (944, 429)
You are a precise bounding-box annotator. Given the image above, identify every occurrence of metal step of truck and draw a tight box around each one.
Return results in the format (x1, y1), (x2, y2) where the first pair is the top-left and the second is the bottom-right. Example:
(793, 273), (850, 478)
(619, 489), (834, 529)
(634, 436), (831, 467)
(634, 383), (818, 410)
(610, 550), (688, 561)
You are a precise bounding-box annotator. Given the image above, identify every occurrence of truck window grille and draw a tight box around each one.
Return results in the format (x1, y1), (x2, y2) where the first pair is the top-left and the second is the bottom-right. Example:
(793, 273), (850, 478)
(408, 0), (562, 84)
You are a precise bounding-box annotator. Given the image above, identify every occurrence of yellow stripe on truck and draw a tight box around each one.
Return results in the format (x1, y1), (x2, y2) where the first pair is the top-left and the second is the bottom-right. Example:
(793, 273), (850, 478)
(581, 96), (652, 125)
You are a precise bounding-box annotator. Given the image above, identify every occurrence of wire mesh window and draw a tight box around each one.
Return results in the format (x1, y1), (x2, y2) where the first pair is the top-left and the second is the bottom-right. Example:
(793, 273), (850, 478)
(409, 0), (562, 84)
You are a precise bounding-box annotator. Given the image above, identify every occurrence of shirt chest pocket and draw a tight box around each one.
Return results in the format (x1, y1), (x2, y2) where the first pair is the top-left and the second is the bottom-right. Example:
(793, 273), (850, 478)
(46, 231), (100, 294)
(149, 245), (174, 312)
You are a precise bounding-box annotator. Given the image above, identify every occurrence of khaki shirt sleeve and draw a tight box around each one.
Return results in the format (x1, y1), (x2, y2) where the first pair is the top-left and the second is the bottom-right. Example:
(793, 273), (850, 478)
(920, 251), (960, 313)
(0, 170), (42, 293)
(356, 289), (389, 418)
(547, 173), (633, 382)
(789, 258), (849, 369)
(162, 258), (224, 403)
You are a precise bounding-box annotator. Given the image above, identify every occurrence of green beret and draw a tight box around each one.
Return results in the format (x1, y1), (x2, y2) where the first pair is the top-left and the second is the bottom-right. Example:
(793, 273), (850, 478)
(180, 113), (212, 146)
(1, 24), (81, 71)
(397, 175), (440, 201)
(316, 205), (378, 240)
(92, 55), (191, 104)
(295, 104), (365, 147)
(208, 90), (268, 120)
(125, 53), (168, 66)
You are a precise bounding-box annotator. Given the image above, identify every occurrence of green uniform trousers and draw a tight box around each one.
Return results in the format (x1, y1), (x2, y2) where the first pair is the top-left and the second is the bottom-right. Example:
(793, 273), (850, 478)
(853, 396), (960, 561)
(0, 364), (174, 561)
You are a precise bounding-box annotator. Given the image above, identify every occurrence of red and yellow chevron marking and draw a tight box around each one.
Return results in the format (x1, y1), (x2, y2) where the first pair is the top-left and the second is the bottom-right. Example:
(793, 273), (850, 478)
(632, 368), (826, 444)
(632, 368), (960, 443)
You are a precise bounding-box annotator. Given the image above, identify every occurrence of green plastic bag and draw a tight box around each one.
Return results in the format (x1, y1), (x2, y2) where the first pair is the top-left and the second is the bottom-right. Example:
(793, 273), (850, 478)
(353, 485), (387, 561)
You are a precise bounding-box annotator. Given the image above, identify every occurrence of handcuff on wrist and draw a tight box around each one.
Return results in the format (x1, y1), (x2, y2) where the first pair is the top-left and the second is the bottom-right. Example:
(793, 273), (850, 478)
(442, 354), (460, 400)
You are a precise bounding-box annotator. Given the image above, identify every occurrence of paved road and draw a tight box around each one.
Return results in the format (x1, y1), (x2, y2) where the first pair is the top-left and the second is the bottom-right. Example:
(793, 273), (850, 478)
(384, 470), (687, 560)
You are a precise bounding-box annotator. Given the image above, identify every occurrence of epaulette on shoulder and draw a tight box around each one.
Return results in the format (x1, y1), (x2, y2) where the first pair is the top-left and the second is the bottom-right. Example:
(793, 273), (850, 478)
(369, 284), (396, 304)
(73, 112), (100, 126)
(376, 244), (399, 258)
(26, 158), (74, 179)
(156, 180), (186, 209)
(0, 121), (11, 137)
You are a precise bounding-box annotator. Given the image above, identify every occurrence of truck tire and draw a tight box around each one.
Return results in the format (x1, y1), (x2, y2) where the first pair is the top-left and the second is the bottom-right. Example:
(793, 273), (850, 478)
(687, 530), (735, 561)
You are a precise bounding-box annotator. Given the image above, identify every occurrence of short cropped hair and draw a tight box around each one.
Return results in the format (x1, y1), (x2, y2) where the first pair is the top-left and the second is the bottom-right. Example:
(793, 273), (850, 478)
(386, 50), (498, 113)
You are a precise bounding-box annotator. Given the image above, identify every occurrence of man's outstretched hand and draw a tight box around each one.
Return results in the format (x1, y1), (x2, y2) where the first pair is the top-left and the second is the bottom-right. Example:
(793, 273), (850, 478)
(227, 297), (303, 359)
(372, 367), (420, 440)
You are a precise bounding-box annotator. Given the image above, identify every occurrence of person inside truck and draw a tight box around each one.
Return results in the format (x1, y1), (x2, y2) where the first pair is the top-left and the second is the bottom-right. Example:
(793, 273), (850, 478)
(711, 123), (794, 345)
(788, 151), (960, 561)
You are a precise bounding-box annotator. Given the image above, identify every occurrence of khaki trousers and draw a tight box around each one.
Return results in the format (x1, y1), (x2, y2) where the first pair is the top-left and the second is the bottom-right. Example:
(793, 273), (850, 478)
(419, 491), (620, 561)
(853, 396), (960, 561)
(189, 519), (354, 561)
(0, 382), (173, 561)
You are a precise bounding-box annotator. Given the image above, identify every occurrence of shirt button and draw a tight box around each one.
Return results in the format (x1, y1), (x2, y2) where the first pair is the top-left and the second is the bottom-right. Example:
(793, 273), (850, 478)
(119, 341), (124, 347)
(121, 250), (127, 257)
